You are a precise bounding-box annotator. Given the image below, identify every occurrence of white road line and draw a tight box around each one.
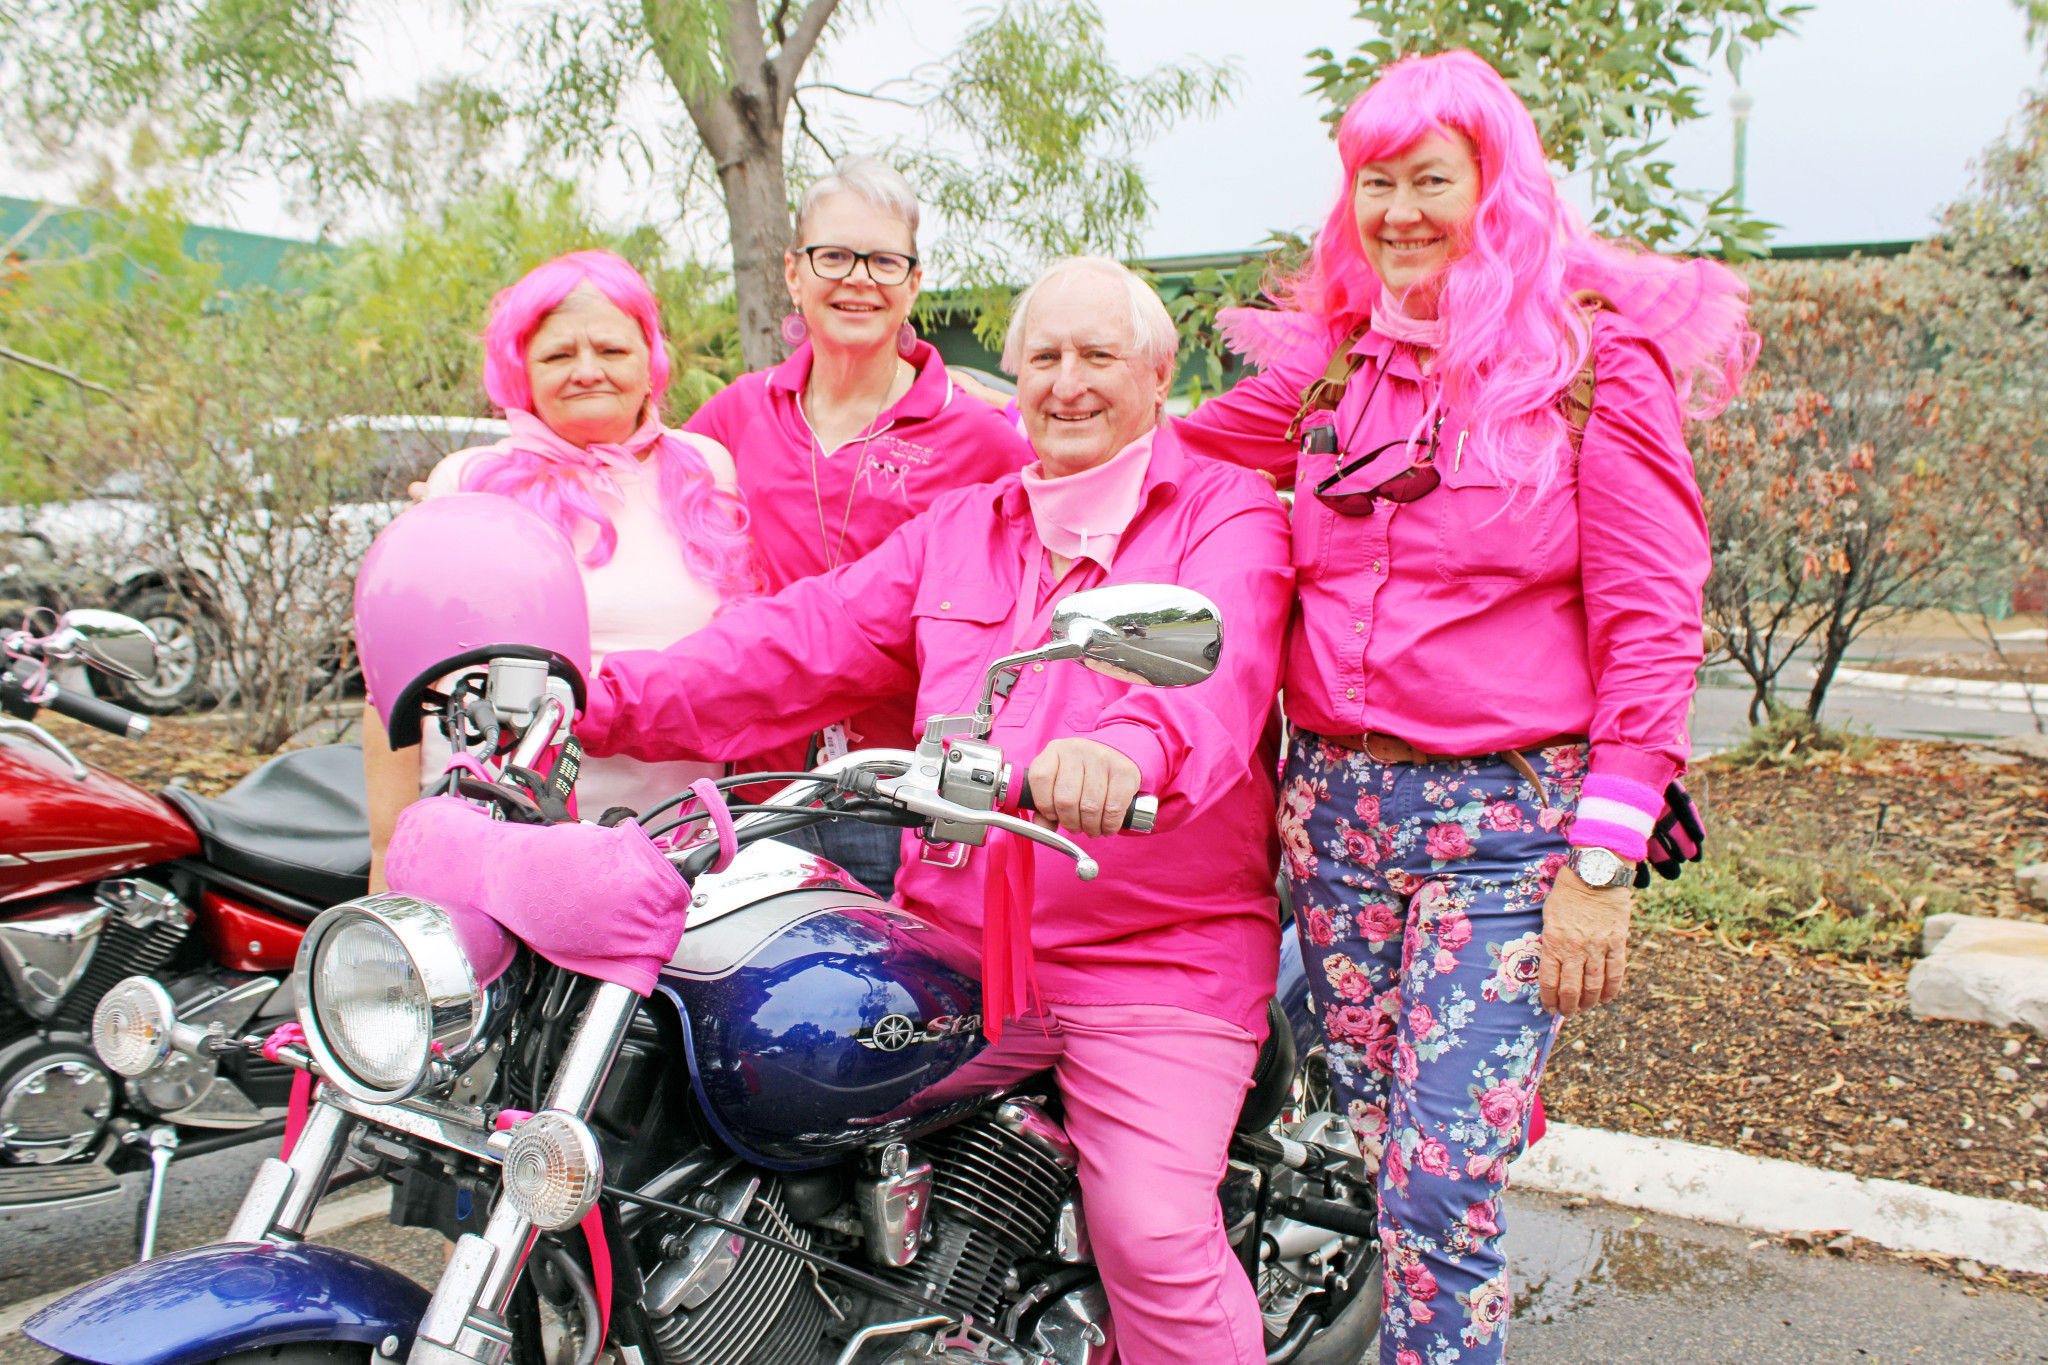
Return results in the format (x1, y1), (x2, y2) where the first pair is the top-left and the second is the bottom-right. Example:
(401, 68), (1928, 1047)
(0, 1185), (391, 1341)
(1514, 1122), (2048, 1273)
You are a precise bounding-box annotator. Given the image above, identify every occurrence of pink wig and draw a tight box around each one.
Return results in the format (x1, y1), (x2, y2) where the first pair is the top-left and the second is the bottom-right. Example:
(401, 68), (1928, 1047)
(467, 251), (755, 601)
(1273, 50), (1758, 491)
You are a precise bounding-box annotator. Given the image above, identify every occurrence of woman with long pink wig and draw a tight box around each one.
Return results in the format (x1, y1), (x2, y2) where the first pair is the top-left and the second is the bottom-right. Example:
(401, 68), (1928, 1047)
(363, 249), (754, 893)
(1174, 49), (1753, 1363)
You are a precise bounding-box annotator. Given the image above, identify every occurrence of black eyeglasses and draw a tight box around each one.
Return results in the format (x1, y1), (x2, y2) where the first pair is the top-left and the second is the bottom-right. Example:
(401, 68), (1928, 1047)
(796, 245), (918, 286)
(1308, 367), (1444, 517)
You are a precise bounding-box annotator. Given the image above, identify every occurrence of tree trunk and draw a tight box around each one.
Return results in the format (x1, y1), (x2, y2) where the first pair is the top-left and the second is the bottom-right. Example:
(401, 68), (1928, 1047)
(719, 151), (794, 372)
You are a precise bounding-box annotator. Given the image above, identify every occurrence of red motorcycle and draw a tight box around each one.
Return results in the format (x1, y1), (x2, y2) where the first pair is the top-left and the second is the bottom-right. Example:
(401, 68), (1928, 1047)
(0, 609), (369, 1249)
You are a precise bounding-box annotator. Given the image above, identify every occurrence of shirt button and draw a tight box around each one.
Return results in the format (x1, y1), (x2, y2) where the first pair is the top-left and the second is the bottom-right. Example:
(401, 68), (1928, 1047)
(939, 601), (951, 610)
(1370, 560), (1383, 573)
(1033, 663), (1044, 672)
(1346, 687), (1356, 699)
(1353, 621), (1364, 634)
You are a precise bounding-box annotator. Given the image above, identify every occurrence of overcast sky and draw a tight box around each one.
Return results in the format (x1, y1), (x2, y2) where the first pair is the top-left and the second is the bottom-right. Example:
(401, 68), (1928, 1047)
(5, 0), (2041, 256)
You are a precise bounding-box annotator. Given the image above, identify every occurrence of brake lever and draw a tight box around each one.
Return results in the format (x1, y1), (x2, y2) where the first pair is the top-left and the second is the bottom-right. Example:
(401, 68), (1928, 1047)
(873, 775), (1100, 881)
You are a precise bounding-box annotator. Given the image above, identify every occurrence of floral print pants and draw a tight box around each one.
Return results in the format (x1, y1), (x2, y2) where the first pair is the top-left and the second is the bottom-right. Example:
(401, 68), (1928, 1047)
(1280, 732), (1583, 1365)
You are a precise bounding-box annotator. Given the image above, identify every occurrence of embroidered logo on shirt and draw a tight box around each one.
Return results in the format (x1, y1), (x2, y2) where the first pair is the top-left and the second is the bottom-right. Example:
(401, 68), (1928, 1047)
(862, 435), (938, 497)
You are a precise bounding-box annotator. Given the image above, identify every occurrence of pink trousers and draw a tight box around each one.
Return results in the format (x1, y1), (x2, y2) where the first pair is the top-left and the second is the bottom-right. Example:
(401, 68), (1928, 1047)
(956, 1001), (1266, 1365)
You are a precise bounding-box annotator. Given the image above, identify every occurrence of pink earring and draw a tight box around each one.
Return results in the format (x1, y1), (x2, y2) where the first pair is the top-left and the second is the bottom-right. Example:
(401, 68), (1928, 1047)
(897, 322), (918, 358)
(781, 312), (809, 346)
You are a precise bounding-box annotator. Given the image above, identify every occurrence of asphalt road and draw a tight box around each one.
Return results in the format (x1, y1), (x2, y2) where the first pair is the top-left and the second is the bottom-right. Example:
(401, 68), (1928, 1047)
(2, 1153), (2042, 1364)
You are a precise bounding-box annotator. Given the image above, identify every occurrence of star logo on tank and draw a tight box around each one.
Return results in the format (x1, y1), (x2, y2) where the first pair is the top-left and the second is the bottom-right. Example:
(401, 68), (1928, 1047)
(863, 1014), (917, 1051)
(853, 1012), (983, 1051)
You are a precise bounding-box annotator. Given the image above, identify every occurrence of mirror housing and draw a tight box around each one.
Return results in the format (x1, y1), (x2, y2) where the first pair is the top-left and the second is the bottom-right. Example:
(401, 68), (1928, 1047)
(52, 610), (160, 682)
(966, 583), (1224, 729)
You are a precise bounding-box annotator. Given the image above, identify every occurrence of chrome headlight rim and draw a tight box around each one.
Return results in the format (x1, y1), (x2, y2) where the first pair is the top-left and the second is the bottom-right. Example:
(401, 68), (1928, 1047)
(295, 893), (483, 1105)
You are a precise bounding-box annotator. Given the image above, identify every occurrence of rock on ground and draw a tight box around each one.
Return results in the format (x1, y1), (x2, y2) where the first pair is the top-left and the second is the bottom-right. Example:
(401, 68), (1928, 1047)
(1911, 913), (2048, 1036)
(2021, 862), (2048, 910)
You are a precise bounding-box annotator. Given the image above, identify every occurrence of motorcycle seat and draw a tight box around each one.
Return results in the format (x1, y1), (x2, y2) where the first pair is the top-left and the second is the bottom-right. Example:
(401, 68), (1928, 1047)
(1234, 996), (1298, 1134)
(162, 744), (371, 912)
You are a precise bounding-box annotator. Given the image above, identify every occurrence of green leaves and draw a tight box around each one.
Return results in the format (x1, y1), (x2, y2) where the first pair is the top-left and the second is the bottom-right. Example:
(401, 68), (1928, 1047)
(1309, 0), (1805, 257)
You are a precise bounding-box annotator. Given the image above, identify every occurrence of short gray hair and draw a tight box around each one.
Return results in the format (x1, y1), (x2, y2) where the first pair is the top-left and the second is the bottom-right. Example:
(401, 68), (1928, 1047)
(999, 256), (1179, 379)
(794, 156), (920, 246)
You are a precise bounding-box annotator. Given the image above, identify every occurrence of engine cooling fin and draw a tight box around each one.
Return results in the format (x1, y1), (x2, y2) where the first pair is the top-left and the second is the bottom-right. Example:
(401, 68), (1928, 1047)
(647, 1178), (828, 1365)
(53, 915), (189, 1029)
(887, 1110), (1074, 1326)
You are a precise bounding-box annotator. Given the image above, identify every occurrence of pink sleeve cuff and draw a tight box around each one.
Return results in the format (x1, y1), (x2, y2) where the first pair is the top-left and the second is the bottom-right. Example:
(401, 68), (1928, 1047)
(1569, 772), (1662, 862)
(1085, 721), (1171, 796)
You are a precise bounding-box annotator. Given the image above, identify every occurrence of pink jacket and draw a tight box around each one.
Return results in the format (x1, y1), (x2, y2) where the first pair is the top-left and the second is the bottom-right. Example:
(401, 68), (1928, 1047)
(1176, 312), (1707, 860)
(578, 424), (1294, 1032)
(685, 338), (1032, 757)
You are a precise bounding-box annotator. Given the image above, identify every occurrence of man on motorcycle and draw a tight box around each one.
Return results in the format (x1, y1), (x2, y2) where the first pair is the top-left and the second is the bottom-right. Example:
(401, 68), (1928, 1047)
(575, 255), (1293, 1365)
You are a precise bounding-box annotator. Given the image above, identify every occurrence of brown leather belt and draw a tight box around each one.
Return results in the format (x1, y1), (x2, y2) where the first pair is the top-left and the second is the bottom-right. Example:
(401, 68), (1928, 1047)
(1312, 730), (1589, 807)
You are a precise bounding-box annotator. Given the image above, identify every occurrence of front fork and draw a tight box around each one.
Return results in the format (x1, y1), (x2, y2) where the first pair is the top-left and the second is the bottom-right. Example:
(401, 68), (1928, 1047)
(226, 981), (640, 1365)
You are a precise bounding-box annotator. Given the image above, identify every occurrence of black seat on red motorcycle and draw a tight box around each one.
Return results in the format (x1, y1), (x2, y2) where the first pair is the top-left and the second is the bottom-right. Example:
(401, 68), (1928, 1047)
(161, 744), (370, 911)
(1234, 996), (1298, 1134)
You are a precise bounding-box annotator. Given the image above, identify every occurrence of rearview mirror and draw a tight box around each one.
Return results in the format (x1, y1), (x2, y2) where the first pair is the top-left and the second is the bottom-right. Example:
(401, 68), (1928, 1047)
(53, 609), (160, 682)
(1050, 584), (1223, 688)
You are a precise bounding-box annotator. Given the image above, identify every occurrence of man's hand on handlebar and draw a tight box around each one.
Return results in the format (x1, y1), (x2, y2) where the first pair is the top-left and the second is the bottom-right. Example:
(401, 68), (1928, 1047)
(1026, 738), (1142, 840)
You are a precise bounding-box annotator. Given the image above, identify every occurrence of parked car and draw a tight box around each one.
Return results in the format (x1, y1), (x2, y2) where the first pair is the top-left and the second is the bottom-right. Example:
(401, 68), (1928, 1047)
(0, 415), (510, 712)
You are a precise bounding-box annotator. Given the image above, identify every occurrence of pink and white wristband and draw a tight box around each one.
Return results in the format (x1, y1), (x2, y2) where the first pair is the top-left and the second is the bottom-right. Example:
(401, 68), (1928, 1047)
(1568, 773), (1662, 863)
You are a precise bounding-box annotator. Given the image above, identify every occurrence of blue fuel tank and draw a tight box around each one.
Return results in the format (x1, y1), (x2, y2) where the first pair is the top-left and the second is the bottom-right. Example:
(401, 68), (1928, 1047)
(655, 840), (1002, 1168)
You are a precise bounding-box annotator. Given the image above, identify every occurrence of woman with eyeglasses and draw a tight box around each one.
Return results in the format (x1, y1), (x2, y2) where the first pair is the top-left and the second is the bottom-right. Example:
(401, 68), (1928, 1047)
(684, 155), (1030, 894)
(1171, 51), (1755, 1364)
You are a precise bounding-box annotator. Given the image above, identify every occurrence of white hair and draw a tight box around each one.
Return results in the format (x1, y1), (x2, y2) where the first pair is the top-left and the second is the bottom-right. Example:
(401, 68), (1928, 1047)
(795, 156), (921, 245)
(999, 256), (1180, 379)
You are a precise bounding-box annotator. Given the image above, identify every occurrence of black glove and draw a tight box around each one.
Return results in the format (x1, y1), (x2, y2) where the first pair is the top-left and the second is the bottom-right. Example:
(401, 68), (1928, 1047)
(1633, 780), (1705, 888)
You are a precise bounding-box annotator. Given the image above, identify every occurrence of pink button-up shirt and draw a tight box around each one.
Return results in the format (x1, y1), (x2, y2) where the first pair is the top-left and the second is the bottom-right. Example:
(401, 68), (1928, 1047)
(685, 339), (1032, 759)
(1177, 312), (1708, 857)
(579, 424), (1294, 1032)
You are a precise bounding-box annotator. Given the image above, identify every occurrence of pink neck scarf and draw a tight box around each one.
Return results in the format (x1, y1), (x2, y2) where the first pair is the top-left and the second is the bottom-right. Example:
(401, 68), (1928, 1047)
(1018, 429), (1154, 569)
(503, 408), (666, 498)
(1370, 285), (1445, 352)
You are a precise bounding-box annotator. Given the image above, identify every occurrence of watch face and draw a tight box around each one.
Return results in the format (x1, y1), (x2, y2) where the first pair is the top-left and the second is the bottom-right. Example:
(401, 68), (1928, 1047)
(1575, 848), (1625, 886)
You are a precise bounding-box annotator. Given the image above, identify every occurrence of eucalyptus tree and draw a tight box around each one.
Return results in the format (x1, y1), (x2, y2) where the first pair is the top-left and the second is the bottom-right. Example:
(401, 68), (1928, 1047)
(1, 0), (1235, 369)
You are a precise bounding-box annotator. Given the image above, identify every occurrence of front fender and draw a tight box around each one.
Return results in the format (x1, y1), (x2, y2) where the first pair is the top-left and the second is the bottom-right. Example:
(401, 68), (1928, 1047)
(22, 1241), (430, 1365)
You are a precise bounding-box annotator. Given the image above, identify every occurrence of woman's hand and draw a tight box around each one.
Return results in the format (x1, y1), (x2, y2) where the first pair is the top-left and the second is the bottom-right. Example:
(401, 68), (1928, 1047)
(1539, 866), (1632, 1016)
(1026, 737), (1142, 839)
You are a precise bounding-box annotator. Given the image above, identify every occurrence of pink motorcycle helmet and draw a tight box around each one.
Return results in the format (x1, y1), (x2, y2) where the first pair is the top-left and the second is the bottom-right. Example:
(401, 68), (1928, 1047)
(356, 494), (591, 748)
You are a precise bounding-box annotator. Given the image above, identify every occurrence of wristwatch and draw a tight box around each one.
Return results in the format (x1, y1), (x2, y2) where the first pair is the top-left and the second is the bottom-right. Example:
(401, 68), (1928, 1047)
(1566, 846), (1636, 890)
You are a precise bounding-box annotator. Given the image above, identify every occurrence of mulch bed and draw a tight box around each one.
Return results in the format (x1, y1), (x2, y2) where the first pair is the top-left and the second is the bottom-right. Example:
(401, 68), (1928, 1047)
(1861, 649), (2048, 685)
(1547, 736), (2048, 1252)
(34, 710), (262, 797)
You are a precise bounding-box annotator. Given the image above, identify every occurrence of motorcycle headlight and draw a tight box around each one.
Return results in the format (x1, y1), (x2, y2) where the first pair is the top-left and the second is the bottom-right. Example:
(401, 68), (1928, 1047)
(296, 895), (483, 1104)
(93, 976), (176, 1077)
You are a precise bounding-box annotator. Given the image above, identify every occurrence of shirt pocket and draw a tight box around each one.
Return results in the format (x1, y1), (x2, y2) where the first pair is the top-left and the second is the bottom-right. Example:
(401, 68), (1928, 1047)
(1287, 467), (1332, 578)
(1434, 457), (1567, 584)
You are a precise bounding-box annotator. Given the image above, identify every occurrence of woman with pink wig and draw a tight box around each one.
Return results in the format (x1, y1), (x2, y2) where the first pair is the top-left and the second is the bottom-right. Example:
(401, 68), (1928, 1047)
(364, 249), (753, 893)
(1173, 50), (1755, 1362)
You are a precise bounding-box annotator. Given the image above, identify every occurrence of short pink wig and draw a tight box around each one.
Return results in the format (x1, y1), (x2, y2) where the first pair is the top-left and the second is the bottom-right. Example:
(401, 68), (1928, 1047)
(1277, 50), (1758, 490)
(466, 251), (755, 601)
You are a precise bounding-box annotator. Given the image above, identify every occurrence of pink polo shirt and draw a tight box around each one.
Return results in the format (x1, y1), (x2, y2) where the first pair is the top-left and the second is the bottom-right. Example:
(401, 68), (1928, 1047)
(685, 338), (1031, 760)
(1176, 311), (1708, 859)
(578, 423), (1294, 1032)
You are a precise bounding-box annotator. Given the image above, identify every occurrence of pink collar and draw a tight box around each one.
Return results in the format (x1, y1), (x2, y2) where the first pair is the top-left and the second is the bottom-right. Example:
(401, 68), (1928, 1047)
(503, 409), (665, 488)
(1370, 285), (1444, 353)
(1019, 430), (1155, 569)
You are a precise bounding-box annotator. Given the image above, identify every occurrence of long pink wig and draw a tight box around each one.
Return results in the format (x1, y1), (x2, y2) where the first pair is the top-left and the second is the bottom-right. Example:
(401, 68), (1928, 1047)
(468, 250), (754, 601)
(1260, 50), (1757, 491)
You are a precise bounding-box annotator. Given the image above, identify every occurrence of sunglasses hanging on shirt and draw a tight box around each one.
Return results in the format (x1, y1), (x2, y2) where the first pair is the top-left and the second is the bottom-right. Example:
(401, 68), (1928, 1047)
(1306, 364), (1446, 518)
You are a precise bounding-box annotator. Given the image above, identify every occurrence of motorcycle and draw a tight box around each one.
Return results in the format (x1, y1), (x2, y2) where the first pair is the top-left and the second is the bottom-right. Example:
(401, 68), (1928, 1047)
(29, 582), (1381, 1365)
(0, 608), (372, 1248)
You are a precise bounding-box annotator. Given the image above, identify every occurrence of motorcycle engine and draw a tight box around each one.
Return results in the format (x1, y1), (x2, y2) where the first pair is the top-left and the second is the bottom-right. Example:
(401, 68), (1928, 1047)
(882, 1101), (1077, 1327)
(639, 1167), (833, 1365)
